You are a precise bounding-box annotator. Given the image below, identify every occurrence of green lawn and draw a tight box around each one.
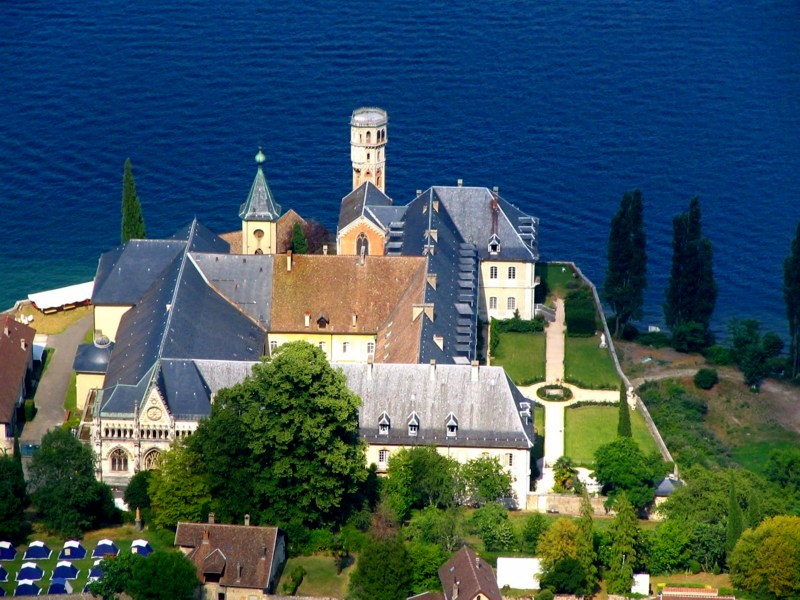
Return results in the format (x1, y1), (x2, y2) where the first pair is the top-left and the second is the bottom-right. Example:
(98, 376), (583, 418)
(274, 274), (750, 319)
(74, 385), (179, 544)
(564, 405), (660, 467)
(564, 336), (620, 389)
(491, 332), (545, 385)
(278, 554), (355, 597)
(731, 438), (799, 475)
(0, 526), (175, 597)
(537, 262), (580, 301)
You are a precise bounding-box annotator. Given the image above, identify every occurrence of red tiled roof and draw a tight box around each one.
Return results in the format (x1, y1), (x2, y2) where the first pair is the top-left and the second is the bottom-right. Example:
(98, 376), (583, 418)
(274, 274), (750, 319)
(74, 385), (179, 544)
(0, 316), (34, 424)
(175, 522), (281, 591)
(439, 546), (501, 600)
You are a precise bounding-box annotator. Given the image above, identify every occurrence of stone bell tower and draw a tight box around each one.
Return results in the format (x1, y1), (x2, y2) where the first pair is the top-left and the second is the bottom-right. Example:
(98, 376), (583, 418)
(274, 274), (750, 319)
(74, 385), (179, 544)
(239, 148), (282, 254)
(351, 107), (388, 192)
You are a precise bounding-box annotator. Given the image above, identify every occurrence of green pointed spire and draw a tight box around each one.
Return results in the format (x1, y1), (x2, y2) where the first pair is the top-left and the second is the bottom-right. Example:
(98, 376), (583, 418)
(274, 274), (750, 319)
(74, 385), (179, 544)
(239, 148), (281, 221)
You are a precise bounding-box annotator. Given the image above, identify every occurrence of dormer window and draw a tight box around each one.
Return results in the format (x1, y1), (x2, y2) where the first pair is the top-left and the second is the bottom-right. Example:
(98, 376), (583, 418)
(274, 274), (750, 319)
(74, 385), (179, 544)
(488, 234), (501, 255)
(408, 412), (420, 437)
(378, 412), (391, 436)
(445, 413), (458, 438)
(317, 313), (329, 329)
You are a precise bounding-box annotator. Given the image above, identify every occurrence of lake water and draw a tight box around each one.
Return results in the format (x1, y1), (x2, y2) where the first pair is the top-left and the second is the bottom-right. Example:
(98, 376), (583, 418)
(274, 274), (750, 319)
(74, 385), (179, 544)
(1, 0), (798, 340)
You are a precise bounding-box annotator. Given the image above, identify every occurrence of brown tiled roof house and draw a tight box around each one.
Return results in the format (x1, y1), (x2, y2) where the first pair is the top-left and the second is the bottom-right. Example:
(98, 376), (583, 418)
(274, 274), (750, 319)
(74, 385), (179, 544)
(438, 546), (502, 600)
(175, 515), (286, 599)
(0, 316), (35, 454)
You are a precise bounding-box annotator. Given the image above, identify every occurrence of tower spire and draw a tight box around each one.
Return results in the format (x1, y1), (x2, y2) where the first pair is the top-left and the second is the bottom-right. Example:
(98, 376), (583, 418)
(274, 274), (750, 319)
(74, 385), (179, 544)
(240, 148), (281, 254)
(350, 107), (388, 192)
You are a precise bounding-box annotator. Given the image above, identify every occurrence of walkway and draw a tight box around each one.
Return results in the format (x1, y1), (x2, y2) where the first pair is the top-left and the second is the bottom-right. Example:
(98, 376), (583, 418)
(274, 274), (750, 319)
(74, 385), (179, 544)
(19, 313), (92, 447)
(545, 298), (565, 383)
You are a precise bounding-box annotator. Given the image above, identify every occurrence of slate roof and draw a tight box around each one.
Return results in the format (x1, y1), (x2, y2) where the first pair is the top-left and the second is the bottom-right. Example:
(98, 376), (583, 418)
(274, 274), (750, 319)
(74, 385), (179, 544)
(0, 316), (34, 424)
(391, 190), (479, 365)
(72, 342), (114, 374)
(270, 254), (427, 336)
(190, 253), (274, 327)
(655, 477), (684, 497)
(338, 181), (394, 231)
(439, 546), (501, 600)
(239, 156), (281, 221)
(432, 186), (538, 261)
(175, 522), (283, 592)
(337, 363), (534, 449)
(96, 221), (266, 420)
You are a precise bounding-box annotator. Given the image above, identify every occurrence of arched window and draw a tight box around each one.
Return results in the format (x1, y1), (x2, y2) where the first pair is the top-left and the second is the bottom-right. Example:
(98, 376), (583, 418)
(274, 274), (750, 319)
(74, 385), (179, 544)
(366, 131), (371, 143)
(110, 448), (128, 472)
(376, 169), (382, 188)
(356, 233), (369, 256)
(142, 449), (161, 470)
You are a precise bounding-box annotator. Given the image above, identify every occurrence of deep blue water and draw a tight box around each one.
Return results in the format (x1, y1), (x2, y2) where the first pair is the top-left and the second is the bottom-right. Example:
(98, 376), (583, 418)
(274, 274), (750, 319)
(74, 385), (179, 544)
(1, 0), (798, 340)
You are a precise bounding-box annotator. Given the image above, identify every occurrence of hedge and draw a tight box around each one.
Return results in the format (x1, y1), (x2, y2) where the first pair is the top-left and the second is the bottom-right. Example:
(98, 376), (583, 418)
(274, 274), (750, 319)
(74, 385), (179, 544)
(564, 289), (596, 336)
(489, 313), (545, 355)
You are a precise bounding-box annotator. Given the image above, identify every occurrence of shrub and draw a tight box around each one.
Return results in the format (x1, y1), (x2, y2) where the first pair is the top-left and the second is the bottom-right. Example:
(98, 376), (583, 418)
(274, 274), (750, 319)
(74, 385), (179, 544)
(637, 331), (671, 348)
(694, 368), (719, 390)
(703, 345), (734, 365)
(565, 289), (597, 336)
(282, 566), (306, 595)
(687, 559), (702, 574)
(489, 315), (545, 355)
(672, 321), (711, 353)
(23, 400), (36, 422)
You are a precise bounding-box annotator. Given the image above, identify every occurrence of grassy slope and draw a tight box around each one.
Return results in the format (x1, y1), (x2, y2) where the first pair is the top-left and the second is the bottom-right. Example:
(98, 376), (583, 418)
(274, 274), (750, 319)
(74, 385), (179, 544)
(537, 262), (578, 301)
(564, 404), (659, 466)
(492, 332), (546, 385)
(278, 555), (355, 598)
(564, 336), (620, 389)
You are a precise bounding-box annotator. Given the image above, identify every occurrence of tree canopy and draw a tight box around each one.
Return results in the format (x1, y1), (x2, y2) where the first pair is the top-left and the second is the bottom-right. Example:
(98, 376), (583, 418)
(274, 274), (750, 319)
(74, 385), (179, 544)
(28, 428), (118, 537)
(0, 453), (26, 542)
(185, 341), (367, 529)
(148, 439), (211, 530)
(730, 515), (800, 599)
(348, 533), (413, 600)
(728, 318), (784, 388)
(460, 455), (514, 506)
(784, 220), (800, 379)
(603, 189), (647, 337)
(126, 550), (199, 600)
(605, 494), (641, 595)
(121, 158), (146, 243)
(593, 437), (669, 512)
(664, 197), (716, 350)
(383, 446), (460, 520)
(538, 518), (581, 570)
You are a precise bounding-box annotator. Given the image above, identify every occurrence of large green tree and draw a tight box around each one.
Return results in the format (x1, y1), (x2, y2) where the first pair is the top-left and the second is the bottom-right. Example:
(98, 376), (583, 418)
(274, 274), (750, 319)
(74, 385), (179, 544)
(784, 221), (800, 379)
(0, 453), (26, 542)
(196, 341), (367, 528)
(728, 318), (784, 389)
(28, 428), (118, 537)
(664, 197), (716, 350)
(383, 446), (460, 520)
(121, 158), (146, 243)
(604, 189), (647, 337)
(538, 518), (581, 570)
(605, 494), (640, 595)
(593, 437), (669, 512)
(127, 550), (199, 600)
(88, 552), (142, 600)
(348, 533), (413, 600)
(148, 439), (211, 529)
(460, 455), (514, 506)
(730, 515), (800, 599)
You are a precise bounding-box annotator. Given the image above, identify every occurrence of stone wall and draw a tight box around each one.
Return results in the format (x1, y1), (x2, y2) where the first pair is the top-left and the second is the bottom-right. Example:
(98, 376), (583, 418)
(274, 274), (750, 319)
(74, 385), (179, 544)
(526, 493), (608, 516)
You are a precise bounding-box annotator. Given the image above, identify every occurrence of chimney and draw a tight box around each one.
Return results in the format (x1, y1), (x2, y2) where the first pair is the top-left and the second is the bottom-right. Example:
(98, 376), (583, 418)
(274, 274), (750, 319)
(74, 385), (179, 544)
(244, 514), (251, 526)
(20, 339), (27, 351)
(286, 250), (293, 272)
(429, 360), (436, 381)
(471, 360), (479, 382)
(352, 313), (358, 327)
(202, 528), (210, 545)
(208, 512), (215, 524)
(457, 178), (463, 187)
(304, 311), (311, 328)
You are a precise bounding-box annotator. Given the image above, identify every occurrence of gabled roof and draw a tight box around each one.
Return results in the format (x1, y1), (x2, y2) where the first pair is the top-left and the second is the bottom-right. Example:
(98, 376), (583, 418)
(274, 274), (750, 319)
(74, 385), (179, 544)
(175, 522), (282, 592)
(239, 151), (281, 221)
(270, 254), (427, 336)
(431, 186), (538, 262)
(338, 181), (394, 231)
(337, 363), (534, 449)
(0, 316), (34, 424)
(439, 546), (501, 600)
(92, 219), (228, 306)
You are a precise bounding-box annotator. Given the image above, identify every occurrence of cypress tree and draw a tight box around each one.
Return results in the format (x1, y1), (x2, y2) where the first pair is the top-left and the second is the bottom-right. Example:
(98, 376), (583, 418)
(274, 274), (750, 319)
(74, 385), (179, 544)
(603, 190), (647, 338)
(290, 222), (309, 254)
(784, 221), (800, 379)
(726, 477), (744, 559)
(664, 197), (716, 349)
(617, 383), (632, 438)
(577, 489), (597, 593)
(121, 158), (146, 243)
(606, 494), (639, 595)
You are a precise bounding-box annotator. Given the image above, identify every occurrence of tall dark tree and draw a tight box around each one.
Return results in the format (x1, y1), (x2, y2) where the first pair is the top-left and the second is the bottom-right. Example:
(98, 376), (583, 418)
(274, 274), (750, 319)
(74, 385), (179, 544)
(604, 189), (647, 337)
(291, 222), (309, 254)
(617, 383), (632, 438)
(121, 158), (146, 243)
(577, 489), (597, 593)
(725, 476), (744, 559)
(664, 197), (716, 350)
(29, 428), (119, 537)
(605, 494), (640, 595)
(0, 453), (26, 542)
(785, 221), (800, 379)
(348, 533), (413, 600)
